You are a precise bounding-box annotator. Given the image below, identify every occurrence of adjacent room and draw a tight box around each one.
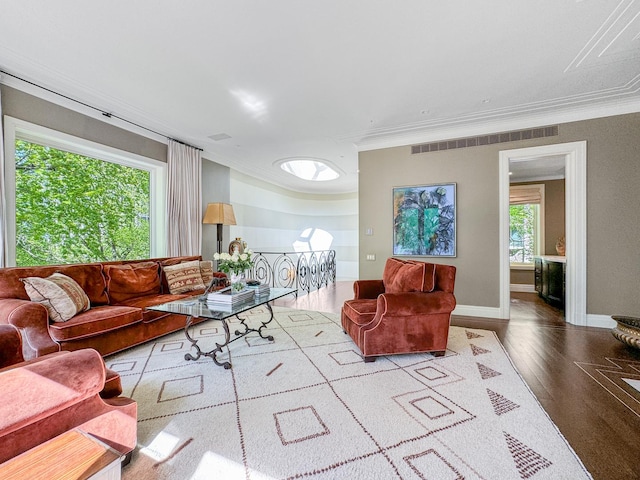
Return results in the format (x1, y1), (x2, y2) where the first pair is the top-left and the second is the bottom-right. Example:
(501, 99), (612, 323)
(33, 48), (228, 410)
(1, 2), (639, 479)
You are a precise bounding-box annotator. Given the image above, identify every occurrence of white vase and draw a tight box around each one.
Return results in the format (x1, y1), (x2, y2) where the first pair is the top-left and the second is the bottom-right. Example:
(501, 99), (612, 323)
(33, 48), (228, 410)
(229, 272), (246, 293)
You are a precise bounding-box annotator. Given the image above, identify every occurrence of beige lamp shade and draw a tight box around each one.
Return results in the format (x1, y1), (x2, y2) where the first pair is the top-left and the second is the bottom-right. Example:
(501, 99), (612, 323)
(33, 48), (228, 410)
(202, 203), (237, 225)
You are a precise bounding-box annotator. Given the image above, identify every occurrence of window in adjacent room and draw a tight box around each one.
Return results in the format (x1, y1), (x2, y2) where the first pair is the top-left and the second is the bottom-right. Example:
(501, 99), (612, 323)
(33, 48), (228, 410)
(4, 117), (166, 266)
(509, 184), (545, 267)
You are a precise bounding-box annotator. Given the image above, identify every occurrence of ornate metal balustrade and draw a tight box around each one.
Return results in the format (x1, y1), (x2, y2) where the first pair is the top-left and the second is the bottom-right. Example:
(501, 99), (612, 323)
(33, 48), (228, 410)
(248, 250), (336, 295)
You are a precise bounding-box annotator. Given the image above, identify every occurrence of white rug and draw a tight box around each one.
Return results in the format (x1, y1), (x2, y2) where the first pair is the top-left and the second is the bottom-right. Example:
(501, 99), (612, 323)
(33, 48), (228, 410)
(108, 306), (591, 479)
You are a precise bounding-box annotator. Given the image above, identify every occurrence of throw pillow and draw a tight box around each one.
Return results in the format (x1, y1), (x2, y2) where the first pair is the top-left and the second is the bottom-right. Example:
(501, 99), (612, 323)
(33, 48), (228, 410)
(199, 260), (214, 286)
(385, 261), (427, 294)
(103, 262), (162, 304)
(408, 260), (437, 292)
(163, 260), (206, 294)
(21, 273), (91, 322)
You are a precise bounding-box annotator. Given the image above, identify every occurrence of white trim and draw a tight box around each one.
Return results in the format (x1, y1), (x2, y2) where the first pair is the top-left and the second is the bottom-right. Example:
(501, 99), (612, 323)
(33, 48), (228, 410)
(586, 314), (616, 329)
(499, 142), (587, 325)
(2, 116), (167, 265)
(510, 284), (536, 293)
(354, 97), (640, 152)
(453, 304), (502, 319)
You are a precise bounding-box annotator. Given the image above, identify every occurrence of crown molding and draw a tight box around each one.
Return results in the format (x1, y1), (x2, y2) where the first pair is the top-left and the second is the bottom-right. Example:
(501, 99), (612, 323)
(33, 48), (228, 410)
(354, 91), (640, 152)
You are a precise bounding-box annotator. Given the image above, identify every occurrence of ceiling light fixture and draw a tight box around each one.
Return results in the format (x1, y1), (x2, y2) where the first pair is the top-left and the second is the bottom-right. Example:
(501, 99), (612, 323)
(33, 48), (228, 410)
(277, 158), (340, 182)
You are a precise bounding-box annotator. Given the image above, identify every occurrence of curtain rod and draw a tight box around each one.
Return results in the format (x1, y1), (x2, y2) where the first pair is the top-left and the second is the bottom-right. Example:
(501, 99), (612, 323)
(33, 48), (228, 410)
(0, 69), (203, 152)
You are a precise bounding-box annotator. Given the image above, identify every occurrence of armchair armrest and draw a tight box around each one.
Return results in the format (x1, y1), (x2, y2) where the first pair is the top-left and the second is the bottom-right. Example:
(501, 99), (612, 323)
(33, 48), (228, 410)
(353, 279), (385, 299)
(0, 298), (60, 359)
(377, 291), (457, 317)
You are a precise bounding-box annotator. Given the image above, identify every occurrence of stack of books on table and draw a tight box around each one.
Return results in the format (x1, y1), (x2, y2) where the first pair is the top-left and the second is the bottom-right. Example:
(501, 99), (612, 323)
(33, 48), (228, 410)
(246, 281), (270, 297)
(206, 287), (255, 310)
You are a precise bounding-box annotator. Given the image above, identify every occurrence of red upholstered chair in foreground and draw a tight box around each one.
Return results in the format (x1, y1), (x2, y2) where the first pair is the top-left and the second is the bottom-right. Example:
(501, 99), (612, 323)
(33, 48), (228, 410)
(341, 257), (457, 362)
(0, 325), (137, 464)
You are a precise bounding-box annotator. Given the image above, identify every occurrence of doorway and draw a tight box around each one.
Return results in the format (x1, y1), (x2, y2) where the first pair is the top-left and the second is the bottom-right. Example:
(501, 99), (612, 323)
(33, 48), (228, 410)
(499, 142), (587, 326)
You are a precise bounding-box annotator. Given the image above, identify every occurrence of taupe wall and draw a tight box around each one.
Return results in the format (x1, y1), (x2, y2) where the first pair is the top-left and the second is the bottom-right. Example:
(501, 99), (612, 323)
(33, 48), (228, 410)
(359, 112), (640, 316)
(510, 179), (565, 285)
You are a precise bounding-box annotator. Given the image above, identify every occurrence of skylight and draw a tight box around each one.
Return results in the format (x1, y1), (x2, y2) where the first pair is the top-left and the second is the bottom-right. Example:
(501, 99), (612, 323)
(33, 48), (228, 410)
(279, 159), (339, 181)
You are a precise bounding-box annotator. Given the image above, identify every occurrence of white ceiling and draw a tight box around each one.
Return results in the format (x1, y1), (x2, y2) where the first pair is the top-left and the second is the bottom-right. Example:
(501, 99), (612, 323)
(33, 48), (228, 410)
(1, 1), (639, 194)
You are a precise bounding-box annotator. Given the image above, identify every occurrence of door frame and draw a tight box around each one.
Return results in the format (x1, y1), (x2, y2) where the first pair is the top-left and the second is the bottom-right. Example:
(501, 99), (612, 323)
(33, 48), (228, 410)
(498, 141), (587, 325)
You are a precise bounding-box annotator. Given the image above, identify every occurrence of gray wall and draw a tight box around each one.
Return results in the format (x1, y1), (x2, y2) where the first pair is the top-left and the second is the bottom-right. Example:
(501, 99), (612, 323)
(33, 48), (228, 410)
(359, 112), (640, 316)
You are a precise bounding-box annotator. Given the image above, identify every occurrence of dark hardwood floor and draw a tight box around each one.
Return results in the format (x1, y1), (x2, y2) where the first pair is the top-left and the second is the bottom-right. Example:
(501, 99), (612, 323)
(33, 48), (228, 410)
(276, 283), (640, 480)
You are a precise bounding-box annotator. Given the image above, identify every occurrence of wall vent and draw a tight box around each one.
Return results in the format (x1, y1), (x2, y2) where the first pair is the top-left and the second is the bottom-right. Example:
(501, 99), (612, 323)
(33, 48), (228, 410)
(410, 126), (559, 154)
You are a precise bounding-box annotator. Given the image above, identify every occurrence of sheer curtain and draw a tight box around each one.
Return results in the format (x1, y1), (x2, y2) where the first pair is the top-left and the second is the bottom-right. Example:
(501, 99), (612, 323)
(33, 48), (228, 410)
(0, 87), (7, 267)
(166, 140), (202, 256)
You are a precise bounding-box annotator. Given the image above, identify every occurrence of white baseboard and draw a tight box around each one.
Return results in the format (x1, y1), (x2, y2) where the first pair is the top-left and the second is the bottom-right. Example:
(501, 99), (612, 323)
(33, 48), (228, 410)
(510, 284), (536, 293)
(453, 305), (503, 319)
(585, 314), (616, 329)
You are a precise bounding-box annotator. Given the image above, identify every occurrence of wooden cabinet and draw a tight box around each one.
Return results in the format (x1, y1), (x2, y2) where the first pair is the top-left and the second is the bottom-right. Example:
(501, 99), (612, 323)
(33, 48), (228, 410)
(534, 256), (565, 309)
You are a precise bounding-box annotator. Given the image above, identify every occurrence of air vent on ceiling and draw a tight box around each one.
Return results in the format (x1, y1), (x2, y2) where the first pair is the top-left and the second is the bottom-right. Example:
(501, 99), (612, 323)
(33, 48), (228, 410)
(410, 126), (559, 154)
(208, 133), (232, 141)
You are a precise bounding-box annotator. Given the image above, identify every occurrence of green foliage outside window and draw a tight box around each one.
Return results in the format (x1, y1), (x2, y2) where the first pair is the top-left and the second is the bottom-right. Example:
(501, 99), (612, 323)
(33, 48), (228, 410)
(509, 204), (537, 263)
(15, 140), (151, 266)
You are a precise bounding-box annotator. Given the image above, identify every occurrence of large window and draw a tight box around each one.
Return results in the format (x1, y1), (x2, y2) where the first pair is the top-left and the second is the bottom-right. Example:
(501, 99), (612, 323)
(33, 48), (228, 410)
(4, 117), (166, 266)
(509, 184), (544, 266)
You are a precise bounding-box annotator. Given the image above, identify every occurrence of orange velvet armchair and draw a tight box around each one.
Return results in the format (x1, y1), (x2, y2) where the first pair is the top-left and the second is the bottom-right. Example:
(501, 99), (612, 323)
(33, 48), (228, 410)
(341, 258), (456, 362)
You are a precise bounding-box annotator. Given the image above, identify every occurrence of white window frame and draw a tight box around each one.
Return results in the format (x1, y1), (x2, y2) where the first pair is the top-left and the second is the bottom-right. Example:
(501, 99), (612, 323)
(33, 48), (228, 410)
(509, 183), (545, 270)
(3, 116), (167, 266)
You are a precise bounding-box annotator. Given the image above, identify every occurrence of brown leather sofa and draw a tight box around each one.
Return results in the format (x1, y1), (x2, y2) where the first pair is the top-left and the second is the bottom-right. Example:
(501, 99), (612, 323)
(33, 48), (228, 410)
(0, 256), (226, 359)
(0, 325), (137, 464)
(341, 257), (457, 362)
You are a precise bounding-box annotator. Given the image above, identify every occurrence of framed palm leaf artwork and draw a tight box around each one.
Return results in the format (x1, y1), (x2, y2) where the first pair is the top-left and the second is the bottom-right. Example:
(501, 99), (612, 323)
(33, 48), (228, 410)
(393, 183), (456, 257)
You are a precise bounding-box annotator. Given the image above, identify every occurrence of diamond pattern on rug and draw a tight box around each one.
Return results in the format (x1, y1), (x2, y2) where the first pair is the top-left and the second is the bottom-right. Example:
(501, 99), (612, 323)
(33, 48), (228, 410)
(470, 343), (491, 356)
(504, 431), (553, 479)
(158, 374), (203, 402)
(108, 360), (137, 372)
(112, 307), (591, 480)
(487, 388), (520, 416)
(393, 388), (474, 435)
(404, 449), (463, 480)
(159, 340), (186, 352)
(274, 405), (330, 445)
(466, 330), (484, 339)
(477, 362), (502, 379)
(330, 349), (365, 365)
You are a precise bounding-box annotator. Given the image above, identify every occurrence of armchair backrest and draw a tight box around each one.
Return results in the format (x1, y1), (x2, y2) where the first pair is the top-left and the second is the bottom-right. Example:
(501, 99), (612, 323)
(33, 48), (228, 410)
(382, 257), (456, 294)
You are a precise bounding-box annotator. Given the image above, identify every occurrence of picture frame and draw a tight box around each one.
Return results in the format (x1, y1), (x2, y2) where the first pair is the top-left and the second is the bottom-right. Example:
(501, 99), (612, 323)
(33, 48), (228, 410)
(393, 183), (456, 257)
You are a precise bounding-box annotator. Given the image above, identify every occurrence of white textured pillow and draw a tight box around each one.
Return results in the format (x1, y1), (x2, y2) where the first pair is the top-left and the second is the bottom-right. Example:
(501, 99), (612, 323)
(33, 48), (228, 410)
(21, 273), (91, 322)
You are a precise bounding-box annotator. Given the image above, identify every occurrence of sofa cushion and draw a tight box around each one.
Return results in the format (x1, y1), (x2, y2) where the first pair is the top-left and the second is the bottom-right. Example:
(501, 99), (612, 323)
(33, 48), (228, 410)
(103, 262), (161, 304)
(48, 305), (143, 342)
(0, 264), (109, 305)
(21, 273), (91, 322)
(163, 260), (206, 294)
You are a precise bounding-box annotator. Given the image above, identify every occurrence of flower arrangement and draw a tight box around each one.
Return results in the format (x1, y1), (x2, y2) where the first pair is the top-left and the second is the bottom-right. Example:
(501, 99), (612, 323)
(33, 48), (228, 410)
(214, 249), (254, 292)
(213, 249), (254, 275)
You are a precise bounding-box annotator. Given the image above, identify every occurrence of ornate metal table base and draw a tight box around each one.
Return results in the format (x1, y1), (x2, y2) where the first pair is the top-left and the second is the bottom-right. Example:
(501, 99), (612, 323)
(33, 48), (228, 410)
(183, 303), (277, 369)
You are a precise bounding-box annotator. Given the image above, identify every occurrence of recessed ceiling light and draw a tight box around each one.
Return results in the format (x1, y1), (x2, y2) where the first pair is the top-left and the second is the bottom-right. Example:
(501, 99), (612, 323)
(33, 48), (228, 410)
(277, 158), (340, 181)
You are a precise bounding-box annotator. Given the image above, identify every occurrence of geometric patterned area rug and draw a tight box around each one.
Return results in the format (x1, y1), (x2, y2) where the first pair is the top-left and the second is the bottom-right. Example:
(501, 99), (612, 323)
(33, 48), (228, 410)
(108, 306), (592, 479)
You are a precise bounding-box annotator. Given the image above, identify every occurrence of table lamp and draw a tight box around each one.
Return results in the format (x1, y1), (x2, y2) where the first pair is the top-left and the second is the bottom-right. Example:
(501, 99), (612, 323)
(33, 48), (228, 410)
(202, 203), (237, 254)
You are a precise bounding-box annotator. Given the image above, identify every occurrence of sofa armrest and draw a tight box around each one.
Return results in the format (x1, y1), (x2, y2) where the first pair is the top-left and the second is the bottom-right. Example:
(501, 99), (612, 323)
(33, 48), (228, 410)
(0, 325), (23, 368)
(353, 280), (385, 299)
(0, 298), (60, 359)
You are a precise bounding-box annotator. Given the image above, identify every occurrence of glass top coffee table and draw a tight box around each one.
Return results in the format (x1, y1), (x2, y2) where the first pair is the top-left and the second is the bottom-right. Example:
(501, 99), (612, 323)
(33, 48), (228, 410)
(148, 287), (296, 369)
